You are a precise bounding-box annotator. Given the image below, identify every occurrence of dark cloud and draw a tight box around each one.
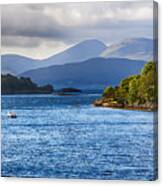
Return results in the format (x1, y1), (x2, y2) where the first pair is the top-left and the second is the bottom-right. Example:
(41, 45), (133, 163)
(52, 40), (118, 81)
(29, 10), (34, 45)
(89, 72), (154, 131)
(2, 36), (41, 47)
(57, 19), (153, 45)
(1, 5), (67, 40)
(1, 2), (153, 58)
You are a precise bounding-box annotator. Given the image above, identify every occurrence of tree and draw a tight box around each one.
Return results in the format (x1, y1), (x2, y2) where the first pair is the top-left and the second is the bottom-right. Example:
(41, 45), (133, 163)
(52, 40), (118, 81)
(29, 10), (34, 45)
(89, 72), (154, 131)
(139, 62), (157, 103)
(103, 86), (115, 98)
(101, 61), (157, 107)
(1, 74), (54, 94)
(128, 75), (140, 104)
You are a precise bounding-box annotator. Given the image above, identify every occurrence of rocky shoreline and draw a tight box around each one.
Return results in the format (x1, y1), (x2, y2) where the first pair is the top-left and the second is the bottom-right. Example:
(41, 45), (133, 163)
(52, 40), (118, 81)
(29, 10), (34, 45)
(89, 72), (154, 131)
(93, 98), (157, 111)
(93, 62), (157, 112)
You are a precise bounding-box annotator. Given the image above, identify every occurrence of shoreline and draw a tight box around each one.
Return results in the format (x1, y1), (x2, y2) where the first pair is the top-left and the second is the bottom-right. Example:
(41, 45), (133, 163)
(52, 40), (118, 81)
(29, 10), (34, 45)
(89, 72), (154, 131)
(93, 99), (157, 112)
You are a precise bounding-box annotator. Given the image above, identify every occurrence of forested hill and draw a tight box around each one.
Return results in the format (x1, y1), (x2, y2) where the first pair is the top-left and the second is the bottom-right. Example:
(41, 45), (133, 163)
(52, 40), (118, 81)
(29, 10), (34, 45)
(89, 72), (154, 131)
(1, 74), (54, 94)
(94, 61), (157, 111)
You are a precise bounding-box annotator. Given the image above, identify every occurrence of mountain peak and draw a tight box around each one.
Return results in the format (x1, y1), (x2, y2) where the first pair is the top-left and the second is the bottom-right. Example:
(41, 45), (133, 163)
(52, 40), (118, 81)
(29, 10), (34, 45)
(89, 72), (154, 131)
(101, 37), (153, 61)
(121, 37), (152, 44)
(66, 39), (107, 53)
(77, 39), (106, 47)
(42, 39), (107, 66)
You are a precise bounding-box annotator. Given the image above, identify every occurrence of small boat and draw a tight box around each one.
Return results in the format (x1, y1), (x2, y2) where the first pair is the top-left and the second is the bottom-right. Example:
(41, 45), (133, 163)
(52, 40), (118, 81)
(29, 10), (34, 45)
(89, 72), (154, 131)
(7, 112), (17, 118)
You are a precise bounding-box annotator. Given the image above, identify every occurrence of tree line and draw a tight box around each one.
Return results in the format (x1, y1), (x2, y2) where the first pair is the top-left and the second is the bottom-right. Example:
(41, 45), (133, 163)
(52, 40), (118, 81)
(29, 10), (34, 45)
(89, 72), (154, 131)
(94, 61), (157, 110)
(1, 74), (54, 94)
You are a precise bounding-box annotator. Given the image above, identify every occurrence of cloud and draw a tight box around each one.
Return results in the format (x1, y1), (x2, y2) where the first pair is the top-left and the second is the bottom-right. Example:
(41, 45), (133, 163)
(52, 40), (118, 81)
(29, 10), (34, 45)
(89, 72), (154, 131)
(43, 1), (153, 26)
(2, 36), (41, 47)
(1, 1), (154, 59)
(1, 4), (66, 39)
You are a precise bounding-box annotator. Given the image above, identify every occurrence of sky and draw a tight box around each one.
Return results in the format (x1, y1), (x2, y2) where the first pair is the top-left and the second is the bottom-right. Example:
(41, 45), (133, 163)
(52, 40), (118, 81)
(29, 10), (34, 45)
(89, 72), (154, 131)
(1, 1), (154, 59)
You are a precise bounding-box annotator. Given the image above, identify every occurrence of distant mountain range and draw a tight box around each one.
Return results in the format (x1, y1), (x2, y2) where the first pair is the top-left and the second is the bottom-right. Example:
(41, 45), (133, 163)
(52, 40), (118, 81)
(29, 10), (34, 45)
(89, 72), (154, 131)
(1, 37), (154, 89)
(101, 38), (153, 61)
(42, 39), (107, 67)
(21, 57), (146, 89)
(1, 55), (42, 75)
(1, 39), (107, 75)
(2, 38), (153, 76)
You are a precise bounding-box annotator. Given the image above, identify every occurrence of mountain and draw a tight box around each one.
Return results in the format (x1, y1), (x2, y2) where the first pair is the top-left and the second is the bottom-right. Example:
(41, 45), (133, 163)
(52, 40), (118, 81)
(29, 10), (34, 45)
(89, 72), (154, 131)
(1, 54), (41, 75)
(41, 39), (107, 67)
(1, 39), (107, 75)
(21, 57), (146, 89)
(101, 38), (153, 61)
(2, 38), (152, 76)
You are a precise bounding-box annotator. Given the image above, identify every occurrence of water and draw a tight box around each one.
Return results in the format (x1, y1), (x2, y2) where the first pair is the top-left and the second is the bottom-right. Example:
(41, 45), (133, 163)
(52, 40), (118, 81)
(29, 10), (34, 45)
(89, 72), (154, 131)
(1, 94), (157, 180)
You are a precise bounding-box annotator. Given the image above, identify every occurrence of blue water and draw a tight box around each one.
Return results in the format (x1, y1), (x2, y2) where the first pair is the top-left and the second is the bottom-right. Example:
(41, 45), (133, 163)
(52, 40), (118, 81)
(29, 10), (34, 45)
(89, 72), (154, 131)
(1, 94), (157, 180)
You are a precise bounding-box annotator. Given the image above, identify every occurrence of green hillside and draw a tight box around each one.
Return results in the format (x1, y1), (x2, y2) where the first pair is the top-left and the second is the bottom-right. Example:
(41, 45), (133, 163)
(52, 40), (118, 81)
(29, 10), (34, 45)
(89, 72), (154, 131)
(94, 61), (157, 111)
(1, 74), (54, 94)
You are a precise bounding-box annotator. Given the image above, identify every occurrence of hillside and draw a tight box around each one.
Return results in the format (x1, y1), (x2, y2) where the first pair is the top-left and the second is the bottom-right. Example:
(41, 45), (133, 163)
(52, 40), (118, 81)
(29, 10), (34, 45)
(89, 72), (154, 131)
(94, 61), (157, 111)
(21, 57), (146, 89)
(1, 38), (153, 76)
(42, 39), (107, 67)
(1, 54), (41, 75)
(101, 38), (153, 61)
(1, 74), (54, 94)
(1, 39), (107, 75)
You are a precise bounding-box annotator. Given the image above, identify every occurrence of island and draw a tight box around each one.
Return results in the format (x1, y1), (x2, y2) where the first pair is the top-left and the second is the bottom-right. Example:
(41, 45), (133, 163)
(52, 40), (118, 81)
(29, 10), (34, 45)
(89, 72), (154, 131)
(94, 61), (157, 111)
(1, 74), (54, 94)
(55, 87), (82, 96)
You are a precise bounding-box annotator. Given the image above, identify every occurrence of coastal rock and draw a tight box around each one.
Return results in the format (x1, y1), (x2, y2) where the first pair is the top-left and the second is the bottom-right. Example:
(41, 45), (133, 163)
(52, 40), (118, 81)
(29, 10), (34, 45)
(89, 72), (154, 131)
(93, 99), (103, 106)
(102, 103), (110, 107)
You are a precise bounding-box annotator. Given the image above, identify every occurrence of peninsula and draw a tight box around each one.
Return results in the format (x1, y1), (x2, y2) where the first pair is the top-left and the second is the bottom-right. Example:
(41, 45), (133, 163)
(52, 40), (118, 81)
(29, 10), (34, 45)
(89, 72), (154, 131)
(94, 61), (157, 111)
(1, 74), (54, 94)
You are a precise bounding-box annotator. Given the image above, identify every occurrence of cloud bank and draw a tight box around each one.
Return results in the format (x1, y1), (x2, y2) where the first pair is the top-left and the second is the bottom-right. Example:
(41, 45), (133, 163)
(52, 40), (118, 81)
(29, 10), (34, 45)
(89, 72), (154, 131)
(1, 1), (154, 59)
